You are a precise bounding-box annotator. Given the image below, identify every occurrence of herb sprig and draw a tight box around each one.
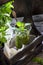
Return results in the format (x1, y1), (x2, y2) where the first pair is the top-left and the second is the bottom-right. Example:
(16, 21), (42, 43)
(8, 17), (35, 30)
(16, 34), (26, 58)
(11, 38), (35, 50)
(0, 1), (14, 46)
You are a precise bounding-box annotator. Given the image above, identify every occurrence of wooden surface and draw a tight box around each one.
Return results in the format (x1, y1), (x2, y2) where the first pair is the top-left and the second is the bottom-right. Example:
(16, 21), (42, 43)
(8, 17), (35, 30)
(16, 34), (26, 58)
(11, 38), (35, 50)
(0, 15), (43, 65)
(27, 51), (43, 65)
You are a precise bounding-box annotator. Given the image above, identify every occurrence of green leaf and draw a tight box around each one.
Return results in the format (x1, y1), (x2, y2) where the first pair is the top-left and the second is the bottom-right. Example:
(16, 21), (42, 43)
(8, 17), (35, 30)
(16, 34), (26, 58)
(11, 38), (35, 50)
(0, 1), (14, 46)
(0, 26), (9, 32)
(32, 57), (43, 65)
(16, 21), (25, 28)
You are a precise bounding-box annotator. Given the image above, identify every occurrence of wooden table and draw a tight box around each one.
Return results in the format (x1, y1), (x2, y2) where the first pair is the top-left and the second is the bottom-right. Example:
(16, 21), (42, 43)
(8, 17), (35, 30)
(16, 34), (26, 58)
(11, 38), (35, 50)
(27, 51), (43, 65)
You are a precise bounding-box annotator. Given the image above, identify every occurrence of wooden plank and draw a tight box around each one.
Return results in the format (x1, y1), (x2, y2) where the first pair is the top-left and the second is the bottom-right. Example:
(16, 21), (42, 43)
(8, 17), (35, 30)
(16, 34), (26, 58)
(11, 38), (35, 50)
(15, 44), (43, 65)
(4, 35), (43, 65)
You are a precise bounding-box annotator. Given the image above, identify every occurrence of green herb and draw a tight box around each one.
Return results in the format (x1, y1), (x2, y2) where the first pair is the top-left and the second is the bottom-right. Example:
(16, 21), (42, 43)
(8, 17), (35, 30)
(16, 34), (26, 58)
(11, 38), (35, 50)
(14, 21), (31, 49)
(16, 21), (25, 30)
(32, 57), (43, 65)
(0, 1), (14, 46)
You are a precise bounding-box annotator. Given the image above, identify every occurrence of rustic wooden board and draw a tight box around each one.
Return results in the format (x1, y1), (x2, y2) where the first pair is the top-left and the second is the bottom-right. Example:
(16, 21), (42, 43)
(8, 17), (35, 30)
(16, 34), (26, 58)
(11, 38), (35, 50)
(27, 51), (43, 65)
(2, 35), (43, 65)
